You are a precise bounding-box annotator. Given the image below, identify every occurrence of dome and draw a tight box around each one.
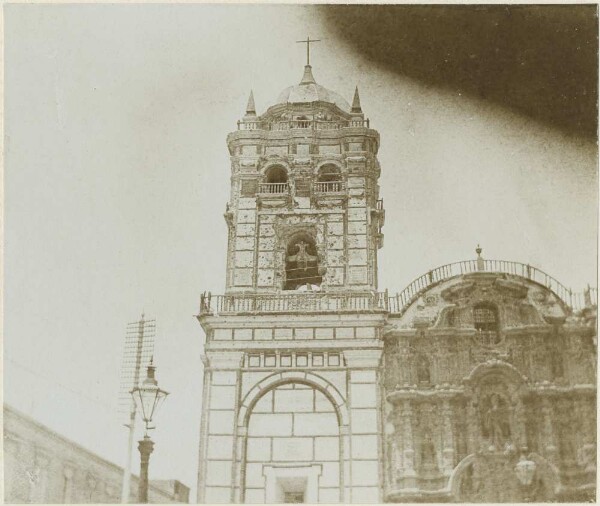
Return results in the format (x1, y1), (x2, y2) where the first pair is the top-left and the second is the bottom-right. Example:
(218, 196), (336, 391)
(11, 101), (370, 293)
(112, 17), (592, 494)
(275, 65), (352, 113)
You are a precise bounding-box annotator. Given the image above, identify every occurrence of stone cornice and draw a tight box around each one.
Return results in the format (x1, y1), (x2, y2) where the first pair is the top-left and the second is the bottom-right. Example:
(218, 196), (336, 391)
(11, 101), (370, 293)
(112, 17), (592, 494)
(206, 339), (382, 352)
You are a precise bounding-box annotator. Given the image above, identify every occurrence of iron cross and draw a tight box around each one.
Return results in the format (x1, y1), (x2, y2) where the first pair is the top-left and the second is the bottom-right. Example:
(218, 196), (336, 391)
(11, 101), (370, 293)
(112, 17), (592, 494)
(296, 36), (321, 66)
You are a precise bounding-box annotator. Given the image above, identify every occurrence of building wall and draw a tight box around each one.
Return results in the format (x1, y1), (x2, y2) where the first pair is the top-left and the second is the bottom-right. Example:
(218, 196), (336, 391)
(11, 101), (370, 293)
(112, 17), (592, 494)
(3, 405), (189, 504)
(382, 273), (597, 502)
(197, 311), (385, 504)
(196, 66), (596, 504)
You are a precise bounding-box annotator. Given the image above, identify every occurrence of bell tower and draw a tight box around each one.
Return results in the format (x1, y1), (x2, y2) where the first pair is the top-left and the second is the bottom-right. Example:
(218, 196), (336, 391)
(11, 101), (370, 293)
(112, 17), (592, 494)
(224, 63), (384, 293)
(197, 57), (387, 505)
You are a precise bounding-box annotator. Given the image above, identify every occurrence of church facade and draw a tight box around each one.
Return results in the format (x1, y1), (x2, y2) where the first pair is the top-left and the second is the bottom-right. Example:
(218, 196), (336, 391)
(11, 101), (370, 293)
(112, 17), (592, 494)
(195, 62), (597, 503)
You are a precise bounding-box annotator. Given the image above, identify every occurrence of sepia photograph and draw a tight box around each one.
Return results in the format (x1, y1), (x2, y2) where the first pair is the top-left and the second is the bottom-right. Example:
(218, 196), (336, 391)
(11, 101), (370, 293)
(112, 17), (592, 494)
(3, 3), (598, 504)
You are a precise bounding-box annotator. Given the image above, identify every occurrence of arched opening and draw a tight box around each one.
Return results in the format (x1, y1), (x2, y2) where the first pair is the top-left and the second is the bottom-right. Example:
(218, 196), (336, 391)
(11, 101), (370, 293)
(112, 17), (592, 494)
(261, 166), (289, 195)
(317, 165), (342, 182)
(315, 165), (343, 192)
(265, 166), (288, 184)
(284, 234), (322, 290)
(473, 303), (500, 345)
(243, 382), (341, 503)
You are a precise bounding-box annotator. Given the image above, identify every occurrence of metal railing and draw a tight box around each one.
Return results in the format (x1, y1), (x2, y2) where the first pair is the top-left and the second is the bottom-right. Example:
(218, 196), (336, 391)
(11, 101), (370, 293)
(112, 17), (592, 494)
(258, 182), (289, 195)
(199, 260), (597, 317)
(237, 119), (371, 131)
(386, 259), (596, 316)
(313, 181), (344, 193)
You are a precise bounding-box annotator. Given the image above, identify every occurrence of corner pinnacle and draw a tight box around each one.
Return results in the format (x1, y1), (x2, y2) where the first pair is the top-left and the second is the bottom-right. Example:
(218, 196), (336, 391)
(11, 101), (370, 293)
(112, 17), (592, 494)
(351, 86), (362, 113)
(246, 90), (256, 115)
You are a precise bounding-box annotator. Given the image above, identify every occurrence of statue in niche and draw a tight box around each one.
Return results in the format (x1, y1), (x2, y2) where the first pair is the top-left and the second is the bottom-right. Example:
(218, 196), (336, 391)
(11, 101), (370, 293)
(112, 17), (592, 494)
(417, 354), (431, 384)
(420, 431), (436, 468)
(482, 393), (511, 450)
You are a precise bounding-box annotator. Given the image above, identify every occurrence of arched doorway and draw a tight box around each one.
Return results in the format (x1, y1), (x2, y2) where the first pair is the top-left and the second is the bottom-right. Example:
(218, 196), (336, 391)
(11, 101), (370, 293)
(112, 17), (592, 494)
(243, 382), (341, 503)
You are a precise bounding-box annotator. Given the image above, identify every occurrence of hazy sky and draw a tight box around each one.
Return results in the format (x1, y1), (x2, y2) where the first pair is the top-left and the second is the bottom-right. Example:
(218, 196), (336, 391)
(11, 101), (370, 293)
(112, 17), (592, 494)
(5, 4), (597, 498)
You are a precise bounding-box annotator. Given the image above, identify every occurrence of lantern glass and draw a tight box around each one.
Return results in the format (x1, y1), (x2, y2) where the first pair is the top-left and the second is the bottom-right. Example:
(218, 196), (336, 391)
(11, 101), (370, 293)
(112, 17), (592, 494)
(131, 364), (169, 430)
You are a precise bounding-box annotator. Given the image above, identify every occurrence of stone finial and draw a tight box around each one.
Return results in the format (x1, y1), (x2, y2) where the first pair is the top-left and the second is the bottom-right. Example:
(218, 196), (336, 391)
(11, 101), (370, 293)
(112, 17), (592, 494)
(300, 65), (316, 85)
(351, 86), (362, 113)
(245, 90), (256, 116)
(476, 244), (485, 271)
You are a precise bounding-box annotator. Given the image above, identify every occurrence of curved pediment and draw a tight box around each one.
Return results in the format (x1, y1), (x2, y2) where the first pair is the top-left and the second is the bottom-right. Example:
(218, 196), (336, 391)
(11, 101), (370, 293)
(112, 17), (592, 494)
(390, 271), (570, 331)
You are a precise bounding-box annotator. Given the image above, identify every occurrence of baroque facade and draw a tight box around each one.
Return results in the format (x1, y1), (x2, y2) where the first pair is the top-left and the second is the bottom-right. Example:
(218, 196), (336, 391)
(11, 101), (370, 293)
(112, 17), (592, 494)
(196, 63), (597, 503)
(3, 405), (190, 503)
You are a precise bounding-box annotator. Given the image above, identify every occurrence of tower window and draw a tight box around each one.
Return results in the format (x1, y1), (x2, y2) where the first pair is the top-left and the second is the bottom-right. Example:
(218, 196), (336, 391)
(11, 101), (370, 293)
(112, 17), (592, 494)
(284, 234), (322, 290)
(473, 303), (500, 345)
(261, 166), (289, 195)
(315, 164), (343, 193)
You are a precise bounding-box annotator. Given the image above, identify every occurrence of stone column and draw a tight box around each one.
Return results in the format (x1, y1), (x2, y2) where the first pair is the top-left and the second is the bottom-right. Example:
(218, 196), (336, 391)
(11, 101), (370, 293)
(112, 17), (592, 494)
(466, 400), (479, 455)
(441, 399), (455, 474)
(63, 466), (75, 503)
(388, 414), (403, 487)
(514, 397), (528, 449)
(540, 397), (557, 463)
(400, 400), (416, 487)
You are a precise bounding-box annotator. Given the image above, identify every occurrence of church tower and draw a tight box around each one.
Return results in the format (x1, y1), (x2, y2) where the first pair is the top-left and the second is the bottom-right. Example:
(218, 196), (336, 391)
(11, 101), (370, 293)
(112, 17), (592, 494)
(224, 65), (384, 293)
(197, 50), (597, 505)
(197, 58), (387, 504)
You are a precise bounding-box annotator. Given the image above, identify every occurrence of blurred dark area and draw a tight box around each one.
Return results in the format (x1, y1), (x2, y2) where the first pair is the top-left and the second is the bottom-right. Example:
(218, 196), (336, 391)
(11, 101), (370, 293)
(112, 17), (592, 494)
(321, 4), (598, 139)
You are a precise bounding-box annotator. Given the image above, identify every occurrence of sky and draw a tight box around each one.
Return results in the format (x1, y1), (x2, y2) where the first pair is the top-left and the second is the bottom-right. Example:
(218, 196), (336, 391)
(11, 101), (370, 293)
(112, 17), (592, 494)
(4, 4), (598, 499)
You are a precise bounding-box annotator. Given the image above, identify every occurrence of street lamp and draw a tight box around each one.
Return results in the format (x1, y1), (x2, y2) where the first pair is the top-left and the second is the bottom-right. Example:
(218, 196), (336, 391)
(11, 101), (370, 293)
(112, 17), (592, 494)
(131, 359), (169, 503)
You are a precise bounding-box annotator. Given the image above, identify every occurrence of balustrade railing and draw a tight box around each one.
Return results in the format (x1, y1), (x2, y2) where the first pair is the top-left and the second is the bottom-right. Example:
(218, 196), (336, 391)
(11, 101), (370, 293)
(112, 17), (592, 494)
(199, 260), (596, 317)
(200, 291), (386, 315)
(237, 119), (371, 131)
(258, 182), (289, 195)
(386, 259), (594, 316)
(313, 181), (344, 193)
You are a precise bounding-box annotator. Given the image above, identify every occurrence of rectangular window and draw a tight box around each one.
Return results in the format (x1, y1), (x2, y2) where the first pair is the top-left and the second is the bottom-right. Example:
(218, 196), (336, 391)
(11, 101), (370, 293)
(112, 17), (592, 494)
(281, 354), (292, 367)
(264, 355), (276, 367)
(248, 355), (261, 367)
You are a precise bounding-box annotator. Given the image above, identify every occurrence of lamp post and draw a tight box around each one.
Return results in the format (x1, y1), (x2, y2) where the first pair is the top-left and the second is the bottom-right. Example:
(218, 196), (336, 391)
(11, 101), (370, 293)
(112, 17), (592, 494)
(131, 359), (169, 503)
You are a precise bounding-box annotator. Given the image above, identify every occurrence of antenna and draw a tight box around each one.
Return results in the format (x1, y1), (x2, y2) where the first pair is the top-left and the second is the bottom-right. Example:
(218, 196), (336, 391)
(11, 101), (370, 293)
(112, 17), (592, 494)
(117, 314), (156, 503)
